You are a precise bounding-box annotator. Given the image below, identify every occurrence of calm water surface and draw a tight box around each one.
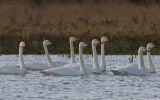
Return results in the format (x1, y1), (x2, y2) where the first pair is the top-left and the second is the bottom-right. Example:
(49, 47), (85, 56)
(0, 55), (160, 100)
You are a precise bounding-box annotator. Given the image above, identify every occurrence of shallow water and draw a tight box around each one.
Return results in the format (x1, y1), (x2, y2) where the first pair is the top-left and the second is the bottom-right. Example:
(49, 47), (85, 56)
(0, 55), (160, 100)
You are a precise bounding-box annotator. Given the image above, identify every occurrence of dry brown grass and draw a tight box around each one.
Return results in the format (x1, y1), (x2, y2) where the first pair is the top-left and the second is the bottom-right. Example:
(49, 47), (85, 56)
(0, 0), (160, 54)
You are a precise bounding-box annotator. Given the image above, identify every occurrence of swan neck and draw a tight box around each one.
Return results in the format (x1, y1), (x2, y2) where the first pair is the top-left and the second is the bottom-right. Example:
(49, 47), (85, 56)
(19, 47), (25, 70)
(70, 40), (75, 63)
(92, 43), (100, 73)
(147, 52), (155, 72)
(44, 45), (53, 66)
(100, 43), (106, 71)
(138, 50), (145, 70)
(79, 46), (85, 74)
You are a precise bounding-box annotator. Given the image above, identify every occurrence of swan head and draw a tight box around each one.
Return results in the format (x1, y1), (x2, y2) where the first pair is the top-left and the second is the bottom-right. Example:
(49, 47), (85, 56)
(147, 43), (155, 50)
(101, 36), (109, 43)
(19, 41), (25, 48)
(43, 40), (52, 46)
(138, 46), (146, 53)
(70, 37), (77, 42)
(92, 39), (100, 45)
(79, 42), (88, 48)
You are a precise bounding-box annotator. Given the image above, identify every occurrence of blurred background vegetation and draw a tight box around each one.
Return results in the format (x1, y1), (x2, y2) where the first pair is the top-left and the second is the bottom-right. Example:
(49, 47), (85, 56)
(0, 0), (160, 54)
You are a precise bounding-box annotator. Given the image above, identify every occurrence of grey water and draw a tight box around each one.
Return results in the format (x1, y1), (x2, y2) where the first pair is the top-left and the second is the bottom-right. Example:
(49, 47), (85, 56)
(0, 55), (160, 100)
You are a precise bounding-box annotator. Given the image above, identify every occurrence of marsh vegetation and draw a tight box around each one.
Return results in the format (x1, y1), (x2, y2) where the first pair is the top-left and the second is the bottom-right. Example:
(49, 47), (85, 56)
(0, 0), (160, 54)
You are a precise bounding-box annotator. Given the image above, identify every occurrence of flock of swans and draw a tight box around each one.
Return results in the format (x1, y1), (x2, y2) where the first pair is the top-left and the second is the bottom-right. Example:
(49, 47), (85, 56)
(0, 36), (156, 76)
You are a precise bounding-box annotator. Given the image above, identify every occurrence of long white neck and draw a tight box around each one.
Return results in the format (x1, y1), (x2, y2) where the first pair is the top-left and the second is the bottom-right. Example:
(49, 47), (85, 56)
(44, 45), (53, 66)
(100, 43), (106, 72)
(147, 49), (155, 72)
(70, 40), (75, 63)
(79, 46), (85, 74)
(138, 50), (145, 70)
(19, 47), (26, 71)
(92, 43), (100, 73)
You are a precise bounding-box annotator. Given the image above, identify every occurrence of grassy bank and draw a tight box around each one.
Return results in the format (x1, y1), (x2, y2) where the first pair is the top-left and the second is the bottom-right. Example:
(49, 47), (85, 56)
(0, 0), (160, 54)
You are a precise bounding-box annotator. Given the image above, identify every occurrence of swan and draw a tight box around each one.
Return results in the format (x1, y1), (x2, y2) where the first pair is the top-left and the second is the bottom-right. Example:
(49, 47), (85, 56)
(146, 43), (156, 73)
(23, 37), (77, 71)
(18, 40), (61, 71)
(0, 42), (27, 75)
(100, 36), (109, 72)
(69, 36), (77, 63)
(41, 42), (90, 76)
(111, 46), (147, 76)
(92, 39), (101, 74)
(41, 39), (101, 75)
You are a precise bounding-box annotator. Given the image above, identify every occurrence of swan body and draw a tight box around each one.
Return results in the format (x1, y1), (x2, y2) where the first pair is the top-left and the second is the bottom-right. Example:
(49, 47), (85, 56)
(41, 42), (90, 76)
(112, 63), (146, 76)
(23, 62), (51, 71)
(0, 42), (27, 75)
(0, 65), (26, 74)
(112, 47), (147, 76)
(42, 63), (93, 76)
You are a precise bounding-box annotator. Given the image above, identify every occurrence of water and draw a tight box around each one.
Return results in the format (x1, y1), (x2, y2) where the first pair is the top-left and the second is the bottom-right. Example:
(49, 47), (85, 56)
(0, 55), (160, 100)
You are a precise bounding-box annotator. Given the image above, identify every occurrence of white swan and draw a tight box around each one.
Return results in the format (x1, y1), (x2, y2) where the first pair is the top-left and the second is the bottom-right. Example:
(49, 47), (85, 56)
(41, 39), (101, 75)
(41, 42), (90, 76)
(146, 43), (156, 73)
(69, 36), (77, 63)
(100, 36), (109, 72)
(111, 46), (147, 76)
(0, 42), (27, 75)
(20, 40), (60, 71)
(23, 37), (77, 71)
(92, 39), (101, 74)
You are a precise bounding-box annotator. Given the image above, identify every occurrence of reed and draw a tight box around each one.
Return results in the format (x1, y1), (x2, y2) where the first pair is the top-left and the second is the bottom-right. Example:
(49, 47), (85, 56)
(0, 0), (160, 54)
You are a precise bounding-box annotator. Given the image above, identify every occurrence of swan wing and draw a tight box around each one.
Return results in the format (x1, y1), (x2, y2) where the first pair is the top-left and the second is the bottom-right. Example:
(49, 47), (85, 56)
(24, 62), (52, 71)
(112, 63), (146, 76)
(0, 65), (24, 74)
(54, 61), (68, 67)
(41, 63), (81, 76)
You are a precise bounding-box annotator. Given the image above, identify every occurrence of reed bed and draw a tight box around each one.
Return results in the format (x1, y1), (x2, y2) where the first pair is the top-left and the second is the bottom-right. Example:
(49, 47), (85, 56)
(0, 0), (160, 54)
